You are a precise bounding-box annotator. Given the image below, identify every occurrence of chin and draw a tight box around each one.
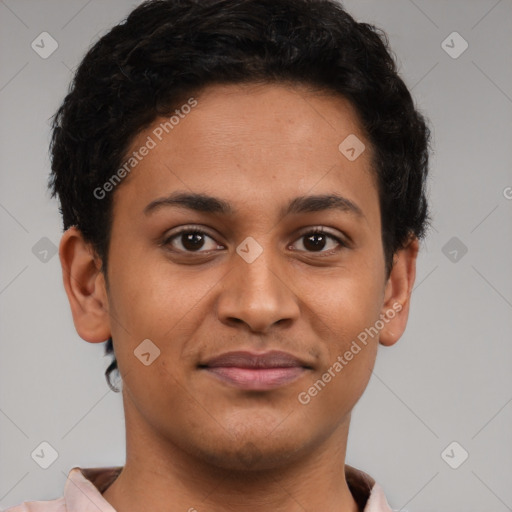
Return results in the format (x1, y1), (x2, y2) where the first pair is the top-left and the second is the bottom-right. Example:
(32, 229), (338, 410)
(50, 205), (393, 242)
(187, 432), (309, 472)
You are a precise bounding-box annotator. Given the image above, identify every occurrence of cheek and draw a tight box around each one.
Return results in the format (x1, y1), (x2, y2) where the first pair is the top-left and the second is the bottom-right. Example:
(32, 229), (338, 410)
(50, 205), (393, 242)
(298, 301), (379, 421)
(108, 252), (208, 334)
(307, 265), (384, 335)
(300, 262), (383, 397)
(106, 253), (229, 393)
(296, 336), (378, 433)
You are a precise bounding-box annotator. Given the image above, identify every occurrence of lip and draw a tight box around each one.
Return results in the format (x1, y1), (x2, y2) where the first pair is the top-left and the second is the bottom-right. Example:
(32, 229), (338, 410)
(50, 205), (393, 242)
(199, 350), (312, 390)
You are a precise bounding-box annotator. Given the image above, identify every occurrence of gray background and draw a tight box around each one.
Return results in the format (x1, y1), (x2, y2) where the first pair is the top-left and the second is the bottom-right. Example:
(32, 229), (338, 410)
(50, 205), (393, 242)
(1, 1), (511, 511)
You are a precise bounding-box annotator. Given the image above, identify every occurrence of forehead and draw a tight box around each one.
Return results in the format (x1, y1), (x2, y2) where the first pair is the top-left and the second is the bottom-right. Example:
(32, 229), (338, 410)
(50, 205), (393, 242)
(111, 82), (378, 222)
(159, 82), (368, 157)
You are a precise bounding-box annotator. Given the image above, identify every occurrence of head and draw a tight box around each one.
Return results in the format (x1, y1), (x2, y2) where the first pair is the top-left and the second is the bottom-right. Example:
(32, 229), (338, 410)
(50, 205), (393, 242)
(52, 0), (430, 471)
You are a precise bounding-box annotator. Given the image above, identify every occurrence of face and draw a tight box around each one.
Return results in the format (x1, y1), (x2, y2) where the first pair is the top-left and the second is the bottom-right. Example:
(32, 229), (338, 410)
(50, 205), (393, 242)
(62, 82), (416, 471)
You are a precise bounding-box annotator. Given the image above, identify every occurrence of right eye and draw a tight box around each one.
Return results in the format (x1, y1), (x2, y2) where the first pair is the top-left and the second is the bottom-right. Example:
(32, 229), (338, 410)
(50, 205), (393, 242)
(162, 227), (224, 253)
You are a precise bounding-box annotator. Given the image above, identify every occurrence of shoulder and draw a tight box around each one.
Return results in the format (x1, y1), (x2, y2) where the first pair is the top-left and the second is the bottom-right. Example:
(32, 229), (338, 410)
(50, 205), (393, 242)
(2, 465), (122, 512)
(2, 497), (66, 512)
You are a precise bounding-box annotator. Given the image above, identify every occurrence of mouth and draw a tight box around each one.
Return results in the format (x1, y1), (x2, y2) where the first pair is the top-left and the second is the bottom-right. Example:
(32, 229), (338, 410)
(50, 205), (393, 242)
(198, 350), (313, 391)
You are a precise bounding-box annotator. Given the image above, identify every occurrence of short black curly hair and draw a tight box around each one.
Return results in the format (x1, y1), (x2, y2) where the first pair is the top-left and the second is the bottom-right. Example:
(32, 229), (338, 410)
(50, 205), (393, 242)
(49, 0), (431, 393)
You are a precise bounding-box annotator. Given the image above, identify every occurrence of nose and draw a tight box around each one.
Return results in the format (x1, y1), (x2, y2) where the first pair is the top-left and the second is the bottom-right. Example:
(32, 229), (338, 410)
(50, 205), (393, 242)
(216, 245), (300, 334)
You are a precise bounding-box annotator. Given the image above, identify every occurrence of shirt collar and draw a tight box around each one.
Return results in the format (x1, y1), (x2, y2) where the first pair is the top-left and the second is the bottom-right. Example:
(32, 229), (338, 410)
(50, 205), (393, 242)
(65, 465), (392, 512)
(64, 467), (120, 512)
(345, 464), (392, 512)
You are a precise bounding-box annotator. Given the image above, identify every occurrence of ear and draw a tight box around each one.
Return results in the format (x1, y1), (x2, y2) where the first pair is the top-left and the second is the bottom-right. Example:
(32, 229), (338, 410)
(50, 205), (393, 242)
(59, 226), (111, 343)
(379, 236), (419, 347)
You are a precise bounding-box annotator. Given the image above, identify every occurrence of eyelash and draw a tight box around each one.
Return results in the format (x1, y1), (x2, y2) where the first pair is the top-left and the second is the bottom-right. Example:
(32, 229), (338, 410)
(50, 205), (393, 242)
(161, 225), (348, 255)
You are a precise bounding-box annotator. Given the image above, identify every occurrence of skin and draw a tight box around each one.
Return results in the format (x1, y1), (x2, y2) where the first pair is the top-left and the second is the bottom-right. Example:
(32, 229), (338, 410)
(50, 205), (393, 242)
(59, 82), (418, 512)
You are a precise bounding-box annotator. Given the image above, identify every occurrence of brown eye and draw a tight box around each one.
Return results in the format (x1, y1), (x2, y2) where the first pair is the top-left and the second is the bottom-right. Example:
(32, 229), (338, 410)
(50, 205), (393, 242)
(303, 232), (329, 251)
(164, 228), (222, 253)
(180, 231), (207, 251)
(292, 229), (346, 253)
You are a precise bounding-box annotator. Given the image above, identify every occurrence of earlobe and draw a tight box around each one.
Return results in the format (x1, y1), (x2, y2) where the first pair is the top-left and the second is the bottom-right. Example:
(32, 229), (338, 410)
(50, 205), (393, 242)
(59, 226), (111, 343)
(379, 236), (419, 347)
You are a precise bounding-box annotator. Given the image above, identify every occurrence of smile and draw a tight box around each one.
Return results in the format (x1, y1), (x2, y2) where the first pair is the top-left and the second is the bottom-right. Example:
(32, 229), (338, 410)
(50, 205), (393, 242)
(202, 366), (307, 390)
(199, 350), (312, 390)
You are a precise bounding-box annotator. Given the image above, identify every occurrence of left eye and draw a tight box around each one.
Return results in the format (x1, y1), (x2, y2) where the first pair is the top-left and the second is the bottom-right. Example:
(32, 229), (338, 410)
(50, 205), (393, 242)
(290, 229), (345, 253)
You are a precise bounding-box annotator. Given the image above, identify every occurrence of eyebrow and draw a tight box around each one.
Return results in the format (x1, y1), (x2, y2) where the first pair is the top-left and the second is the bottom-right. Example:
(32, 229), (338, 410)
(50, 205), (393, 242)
(144, 191), (364, 219)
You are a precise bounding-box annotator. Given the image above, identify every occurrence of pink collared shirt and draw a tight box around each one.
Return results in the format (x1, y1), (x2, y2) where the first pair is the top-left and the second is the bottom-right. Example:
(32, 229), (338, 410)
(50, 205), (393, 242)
(3, 465), (392, 512)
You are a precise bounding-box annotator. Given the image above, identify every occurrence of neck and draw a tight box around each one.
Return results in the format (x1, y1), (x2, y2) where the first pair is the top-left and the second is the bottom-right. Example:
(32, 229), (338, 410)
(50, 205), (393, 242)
(102, 393), (360, 512)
